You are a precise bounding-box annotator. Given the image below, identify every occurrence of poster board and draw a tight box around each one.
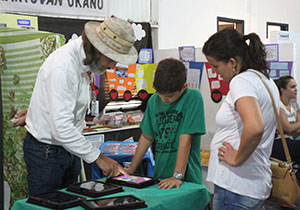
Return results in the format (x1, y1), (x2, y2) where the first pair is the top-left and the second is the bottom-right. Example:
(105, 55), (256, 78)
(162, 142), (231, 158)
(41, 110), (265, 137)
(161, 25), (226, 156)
(106, 64), (136, 101)
(154, 48), (222, 150)
(270, 32), (298, 99)
(155, 42), (295, 150)
(135, 63), (156, 94)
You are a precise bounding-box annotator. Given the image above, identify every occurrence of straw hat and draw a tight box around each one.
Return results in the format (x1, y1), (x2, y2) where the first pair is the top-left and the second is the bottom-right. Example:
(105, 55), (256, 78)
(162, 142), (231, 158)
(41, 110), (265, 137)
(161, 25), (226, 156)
(84, 16), (138, 65)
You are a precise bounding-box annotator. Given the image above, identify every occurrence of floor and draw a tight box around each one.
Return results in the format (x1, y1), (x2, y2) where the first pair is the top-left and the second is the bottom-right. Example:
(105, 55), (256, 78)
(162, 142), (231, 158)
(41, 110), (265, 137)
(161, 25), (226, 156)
(206, 193), (300, 210)
(206, 198), (300, 210)
(264, 199), (300, 209)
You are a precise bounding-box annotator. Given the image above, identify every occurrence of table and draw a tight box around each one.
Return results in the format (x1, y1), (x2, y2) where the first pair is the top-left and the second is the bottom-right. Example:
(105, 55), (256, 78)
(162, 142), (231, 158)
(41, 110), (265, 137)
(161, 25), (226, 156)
(83, 124), (141, 138)
(11, 180), (211, 210)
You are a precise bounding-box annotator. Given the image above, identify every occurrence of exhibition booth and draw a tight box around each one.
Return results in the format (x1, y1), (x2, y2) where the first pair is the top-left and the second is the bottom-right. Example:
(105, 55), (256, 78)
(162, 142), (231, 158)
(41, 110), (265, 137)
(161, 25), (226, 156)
(0, 5), (213, 210)
(1, 1), (299, 210)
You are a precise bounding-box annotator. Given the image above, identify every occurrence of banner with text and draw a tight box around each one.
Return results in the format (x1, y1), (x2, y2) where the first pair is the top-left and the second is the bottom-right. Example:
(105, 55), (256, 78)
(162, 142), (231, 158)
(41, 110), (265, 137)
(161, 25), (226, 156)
(1, 0), (108, 19)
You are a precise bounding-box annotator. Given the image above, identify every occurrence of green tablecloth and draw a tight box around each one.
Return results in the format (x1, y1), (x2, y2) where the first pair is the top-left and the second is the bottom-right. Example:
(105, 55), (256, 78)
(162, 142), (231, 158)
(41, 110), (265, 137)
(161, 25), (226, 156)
(11, 180), (211, 210)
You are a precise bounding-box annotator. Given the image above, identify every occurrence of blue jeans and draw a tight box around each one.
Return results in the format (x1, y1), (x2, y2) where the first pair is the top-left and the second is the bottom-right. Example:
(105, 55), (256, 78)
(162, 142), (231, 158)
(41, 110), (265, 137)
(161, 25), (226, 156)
(213, 185), (265, 210)
(23, 132), (81, 196)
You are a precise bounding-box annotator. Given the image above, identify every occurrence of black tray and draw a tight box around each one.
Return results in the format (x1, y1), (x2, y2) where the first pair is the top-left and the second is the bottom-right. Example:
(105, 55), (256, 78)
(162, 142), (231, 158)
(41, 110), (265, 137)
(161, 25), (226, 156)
(106, 174), (158, 188)
(67, 180), (123, 197)
(26, 190), (86, 209)
(81, 194), (147, 210)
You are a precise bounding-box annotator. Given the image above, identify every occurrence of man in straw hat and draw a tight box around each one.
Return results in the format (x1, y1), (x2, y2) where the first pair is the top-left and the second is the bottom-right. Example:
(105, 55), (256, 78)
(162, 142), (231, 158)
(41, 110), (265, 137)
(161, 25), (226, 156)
(22, 16), (138, 196)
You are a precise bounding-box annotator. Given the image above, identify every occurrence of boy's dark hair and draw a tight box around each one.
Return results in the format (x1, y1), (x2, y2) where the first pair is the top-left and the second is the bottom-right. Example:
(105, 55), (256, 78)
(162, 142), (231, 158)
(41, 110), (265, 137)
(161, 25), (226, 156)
(203, 28), (270, 79)
(153, 58), (187, 93)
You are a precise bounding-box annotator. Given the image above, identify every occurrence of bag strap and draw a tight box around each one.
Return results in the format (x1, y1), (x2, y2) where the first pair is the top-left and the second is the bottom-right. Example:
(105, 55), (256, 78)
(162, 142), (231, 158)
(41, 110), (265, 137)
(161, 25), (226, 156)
(270, 157), (289, 167)
(250, 71), (292, 163)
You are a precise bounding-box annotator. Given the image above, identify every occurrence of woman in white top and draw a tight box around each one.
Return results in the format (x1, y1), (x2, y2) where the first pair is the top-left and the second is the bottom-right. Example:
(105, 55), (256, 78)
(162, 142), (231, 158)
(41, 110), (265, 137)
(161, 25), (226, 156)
(203, 29), (280, 210)
(271, 76), (300, 183)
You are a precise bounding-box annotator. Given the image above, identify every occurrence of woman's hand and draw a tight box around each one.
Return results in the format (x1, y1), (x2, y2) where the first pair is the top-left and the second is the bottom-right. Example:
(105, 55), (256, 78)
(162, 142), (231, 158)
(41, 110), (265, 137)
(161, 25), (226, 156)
(218, 142), (238, 166)
(158, 177), (182, 189)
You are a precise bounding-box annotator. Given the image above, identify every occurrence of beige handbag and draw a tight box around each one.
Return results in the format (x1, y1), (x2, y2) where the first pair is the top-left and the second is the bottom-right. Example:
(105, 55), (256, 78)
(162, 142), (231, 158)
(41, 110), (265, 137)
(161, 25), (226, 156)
(253, 71), (300, 205)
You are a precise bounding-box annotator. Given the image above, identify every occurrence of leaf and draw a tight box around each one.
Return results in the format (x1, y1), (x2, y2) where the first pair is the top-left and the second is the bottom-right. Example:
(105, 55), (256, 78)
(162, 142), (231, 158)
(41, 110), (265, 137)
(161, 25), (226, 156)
(13, 75), (20, 85)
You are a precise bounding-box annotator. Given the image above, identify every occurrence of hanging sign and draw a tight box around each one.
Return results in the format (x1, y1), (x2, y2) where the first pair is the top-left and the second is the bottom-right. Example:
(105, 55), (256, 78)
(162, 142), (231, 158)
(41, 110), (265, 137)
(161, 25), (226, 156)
(106, 63), (136, 100)
(0, 0), (108, 19)
(0, 13), (38, 30)
(268, 61), (293, 79)
(135, 63), (156, 95)
(205, 62), (229, 103)
(186, 61), (204, 90)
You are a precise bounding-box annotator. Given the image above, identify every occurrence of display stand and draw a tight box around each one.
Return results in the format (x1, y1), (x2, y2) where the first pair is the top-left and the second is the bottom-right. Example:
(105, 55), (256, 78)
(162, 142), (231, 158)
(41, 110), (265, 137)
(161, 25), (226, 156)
(92, 141), (155, 179)
(83, 125), (142, 180)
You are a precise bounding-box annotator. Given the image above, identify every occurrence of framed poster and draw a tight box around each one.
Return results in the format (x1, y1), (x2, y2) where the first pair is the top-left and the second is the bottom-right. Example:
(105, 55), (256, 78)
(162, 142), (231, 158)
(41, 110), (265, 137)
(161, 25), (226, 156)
(178, 46), (195, 62)
(265, 44), (279, 61)
(138, 48), (153, 64)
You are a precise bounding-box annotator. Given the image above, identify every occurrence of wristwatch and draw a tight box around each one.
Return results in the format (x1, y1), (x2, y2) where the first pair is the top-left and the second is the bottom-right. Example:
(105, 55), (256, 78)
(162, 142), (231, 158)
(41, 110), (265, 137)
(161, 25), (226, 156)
(173, 172), (184, 180)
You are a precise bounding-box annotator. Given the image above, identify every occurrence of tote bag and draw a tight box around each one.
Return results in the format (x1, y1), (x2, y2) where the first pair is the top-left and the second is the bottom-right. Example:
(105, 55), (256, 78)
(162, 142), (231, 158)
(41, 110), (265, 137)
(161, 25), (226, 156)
(252, 71), (300, 205)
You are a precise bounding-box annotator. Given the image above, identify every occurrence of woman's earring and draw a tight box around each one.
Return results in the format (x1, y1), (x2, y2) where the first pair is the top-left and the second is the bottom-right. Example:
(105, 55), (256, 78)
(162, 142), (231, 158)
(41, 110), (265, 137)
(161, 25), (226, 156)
(232, 68), (236, 72)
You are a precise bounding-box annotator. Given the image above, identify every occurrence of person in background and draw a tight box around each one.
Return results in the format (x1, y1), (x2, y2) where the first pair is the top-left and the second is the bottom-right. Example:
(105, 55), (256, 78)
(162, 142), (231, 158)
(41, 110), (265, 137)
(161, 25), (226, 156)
(271, 76), (300, 209)
(126, 58), (206, 189)
(203, 28), (280, 210)
(22, 16), (137, 196)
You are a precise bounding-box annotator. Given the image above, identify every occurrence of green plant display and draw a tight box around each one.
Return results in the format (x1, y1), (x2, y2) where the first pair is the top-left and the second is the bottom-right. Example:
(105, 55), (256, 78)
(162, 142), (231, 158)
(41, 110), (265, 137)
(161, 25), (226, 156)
(0, 28), (65, 207)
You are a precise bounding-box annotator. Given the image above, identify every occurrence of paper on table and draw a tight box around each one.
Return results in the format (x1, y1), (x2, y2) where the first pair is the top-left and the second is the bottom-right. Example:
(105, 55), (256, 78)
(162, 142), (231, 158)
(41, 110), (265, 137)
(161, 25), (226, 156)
(85, 134), (104, 149)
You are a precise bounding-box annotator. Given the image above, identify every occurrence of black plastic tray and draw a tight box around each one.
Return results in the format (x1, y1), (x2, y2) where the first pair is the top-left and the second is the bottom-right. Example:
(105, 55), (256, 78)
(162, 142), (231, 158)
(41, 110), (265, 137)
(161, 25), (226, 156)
(67, 180), (123, 198)
(81, 194), (147, 210)
(26, 190), (86, 209)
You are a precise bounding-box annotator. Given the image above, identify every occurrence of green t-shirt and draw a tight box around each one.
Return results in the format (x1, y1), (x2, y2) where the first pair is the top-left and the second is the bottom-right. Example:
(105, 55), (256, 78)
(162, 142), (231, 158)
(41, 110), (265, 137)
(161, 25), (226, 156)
(140, 88), (206, 184)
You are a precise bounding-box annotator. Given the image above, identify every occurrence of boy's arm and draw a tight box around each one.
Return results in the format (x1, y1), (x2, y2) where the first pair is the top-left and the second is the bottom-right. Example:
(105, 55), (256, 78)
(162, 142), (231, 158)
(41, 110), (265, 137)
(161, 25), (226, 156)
(173, 134), (192, 175)
(158, 134), (193, 189)
(126, 132), (154, 174)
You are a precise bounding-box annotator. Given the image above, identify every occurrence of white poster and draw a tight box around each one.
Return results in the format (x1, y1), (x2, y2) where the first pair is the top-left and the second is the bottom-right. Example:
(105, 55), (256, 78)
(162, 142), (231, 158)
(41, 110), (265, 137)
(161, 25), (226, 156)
(0, 0), (108, 19)
(265, 44), (279, 61)
(187, 69), (200, 89)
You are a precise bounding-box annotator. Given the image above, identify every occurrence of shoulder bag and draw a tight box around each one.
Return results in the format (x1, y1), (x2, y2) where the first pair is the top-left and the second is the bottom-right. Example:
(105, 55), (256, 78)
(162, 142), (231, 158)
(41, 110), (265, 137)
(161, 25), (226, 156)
(252, 71), (300, 205)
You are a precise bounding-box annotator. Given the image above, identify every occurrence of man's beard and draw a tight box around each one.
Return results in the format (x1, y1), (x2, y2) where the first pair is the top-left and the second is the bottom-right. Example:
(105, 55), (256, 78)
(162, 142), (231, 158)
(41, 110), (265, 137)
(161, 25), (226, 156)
(89, 61), (107, 75)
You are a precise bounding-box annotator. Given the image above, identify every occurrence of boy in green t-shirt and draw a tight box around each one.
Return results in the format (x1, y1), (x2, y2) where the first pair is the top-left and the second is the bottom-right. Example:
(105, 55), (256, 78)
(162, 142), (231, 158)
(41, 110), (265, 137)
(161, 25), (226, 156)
(126, 58), (206, 189)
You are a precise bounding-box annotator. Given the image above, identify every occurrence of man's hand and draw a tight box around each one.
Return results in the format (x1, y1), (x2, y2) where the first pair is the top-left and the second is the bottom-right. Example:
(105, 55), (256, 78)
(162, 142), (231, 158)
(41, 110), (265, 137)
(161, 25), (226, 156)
(124, 166), (134, 175)
(11, 109), (28, 127)
(158, 177), (182, 189)
(95, 154), (128, 177)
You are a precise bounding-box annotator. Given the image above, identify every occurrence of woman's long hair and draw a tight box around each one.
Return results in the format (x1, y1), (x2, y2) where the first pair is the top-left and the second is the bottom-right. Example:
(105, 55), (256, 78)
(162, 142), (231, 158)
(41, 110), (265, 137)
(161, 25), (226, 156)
(274, 76), (294, 96)
(202, 28), (269, 79)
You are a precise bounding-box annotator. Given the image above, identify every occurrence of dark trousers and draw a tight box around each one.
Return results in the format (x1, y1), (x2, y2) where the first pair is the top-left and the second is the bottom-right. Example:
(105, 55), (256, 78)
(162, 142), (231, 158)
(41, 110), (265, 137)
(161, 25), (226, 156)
(271, 138), (300, 182)
(23, 132), (81, 196)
